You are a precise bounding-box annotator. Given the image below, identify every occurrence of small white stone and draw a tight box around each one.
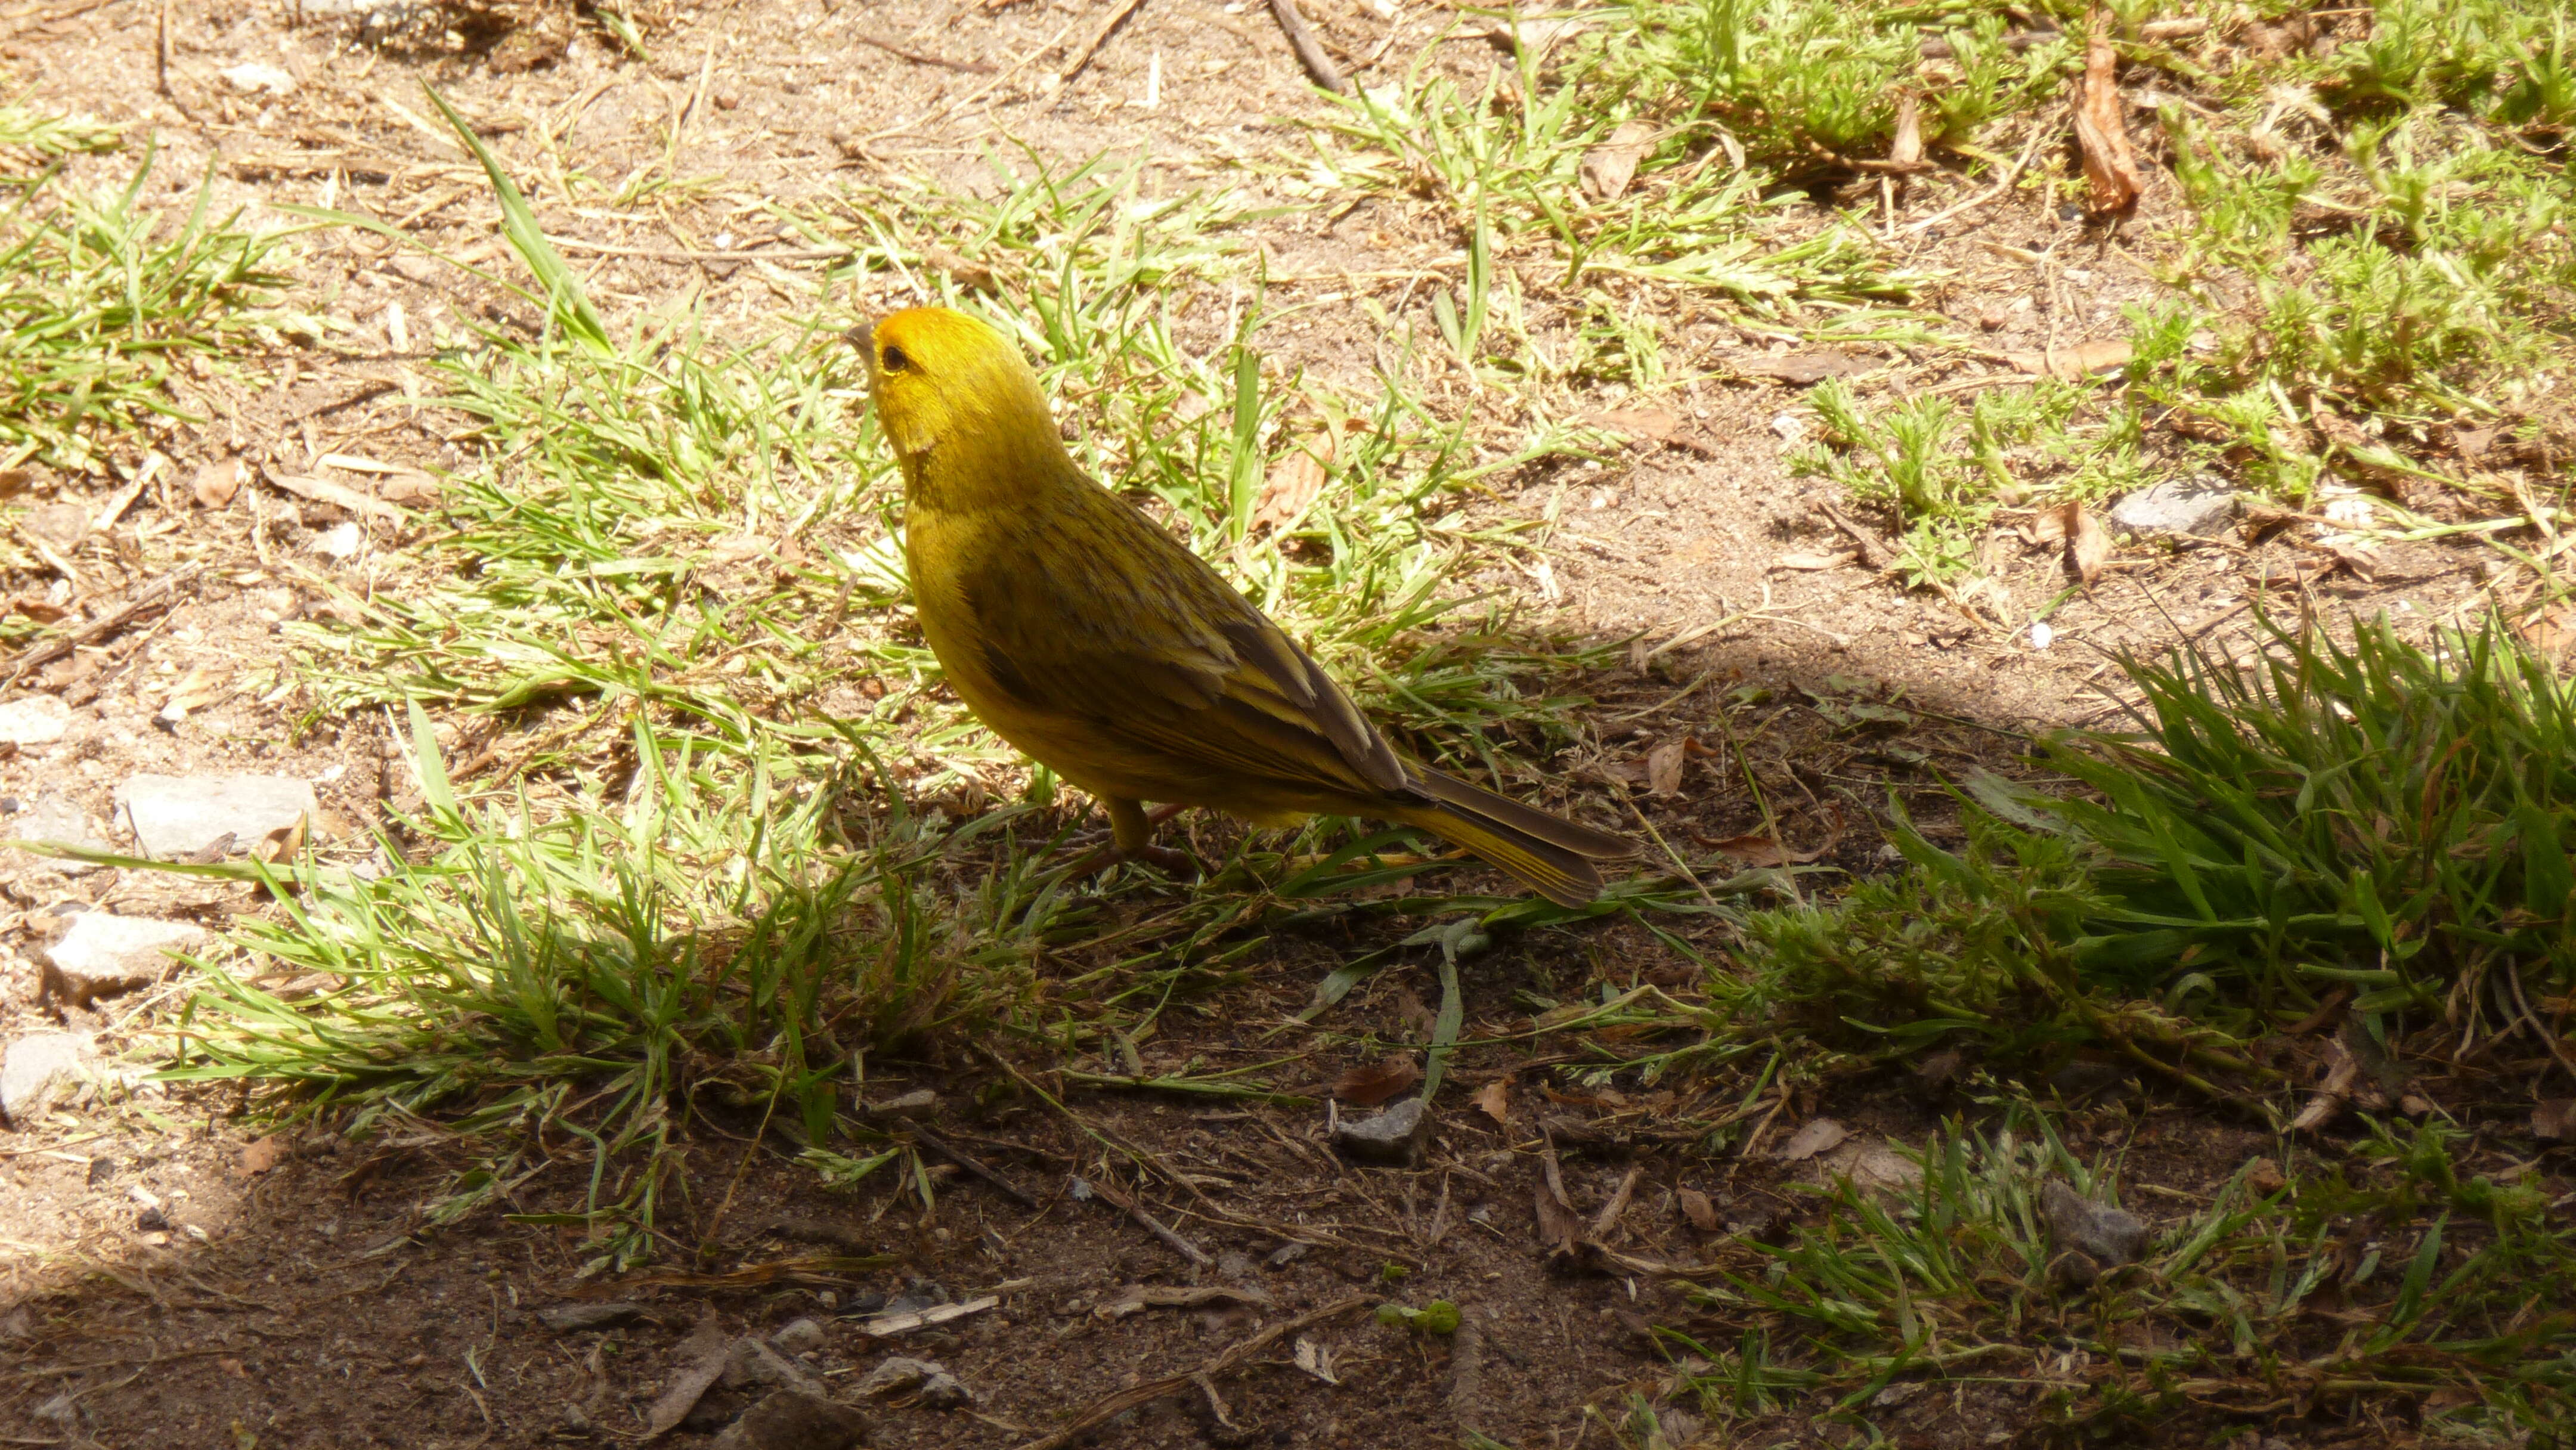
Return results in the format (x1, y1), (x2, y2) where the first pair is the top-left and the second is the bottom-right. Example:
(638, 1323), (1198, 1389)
(219, 61), (296, 95)
(311, 521), (363, 559)
(2029, 620), (2055, 650)
(0, 695), (69, 746)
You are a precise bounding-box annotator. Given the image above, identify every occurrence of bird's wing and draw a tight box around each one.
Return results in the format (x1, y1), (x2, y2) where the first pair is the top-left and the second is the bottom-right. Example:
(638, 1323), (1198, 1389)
(962, 500), (1410, 800)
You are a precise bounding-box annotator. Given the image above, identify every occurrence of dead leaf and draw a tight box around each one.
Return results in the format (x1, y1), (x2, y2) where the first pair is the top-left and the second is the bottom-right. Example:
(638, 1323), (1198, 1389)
(374, 470), (443, 506)
(1676, 1186), (1719, 1232)
(1732, 351), (1874, 385)
(1292, 1335), (1340, 1385)
(1252, 427), (1336, 535)
(1704, 832), (1827, 867)
(1771, 551), (1853, 572)
(645, 1318), (736, 1436)
(1888, 89), (1923, 168)
(2073, 14), (2142, 213)
(1333, 1054), (1422, 1108)
(1472, 1079), (1511, 1127)
(0, 470), (26, 500)
(2243, 1156), (2287, 1195)
(1578, 119), (1656, 201)
(193, 457), (244, 509)
(264, 471), (407, 523)
(239, 1136), (284, 1175)
(1584, 407), (1680, 441)
(2535, 1100), (2576, 1142)
(1776, 1117), (1849, 1162)
(2045, 501), (2111, 584)
(2003, 340), (2133, 380)
(7, 597), (67, 624)
(2322, 541), (2379, 581)
(920, 244), (997, 292)
(1645, 735), (1690, 797)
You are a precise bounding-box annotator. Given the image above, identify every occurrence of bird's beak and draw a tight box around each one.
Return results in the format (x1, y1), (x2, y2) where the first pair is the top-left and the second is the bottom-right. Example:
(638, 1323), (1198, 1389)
(843, 322), (875, 365)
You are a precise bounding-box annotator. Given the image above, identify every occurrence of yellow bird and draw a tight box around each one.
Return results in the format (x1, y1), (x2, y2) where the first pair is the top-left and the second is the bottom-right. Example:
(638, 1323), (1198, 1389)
(854, 306), (1637, 907)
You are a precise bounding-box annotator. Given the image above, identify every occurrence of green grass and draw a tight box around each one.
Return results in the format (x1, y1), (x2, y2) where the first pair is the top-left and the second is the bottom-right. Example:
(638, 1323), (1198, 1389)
(0, 135), (296, 473)
(1665, 1110), (2570, 1446)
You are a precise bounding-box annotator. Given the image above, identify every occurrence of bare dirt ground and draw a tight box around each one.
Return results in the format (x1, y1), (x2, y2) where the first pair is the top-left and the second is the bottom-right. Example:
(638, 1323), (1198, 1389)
(0, 0), (2535, 1445)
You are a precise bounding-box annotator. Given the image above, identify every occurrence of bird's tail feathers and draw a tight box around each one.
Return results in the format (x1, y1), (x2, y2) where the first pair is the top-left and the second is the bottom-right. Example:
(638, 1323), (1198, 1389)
(1402, 769), (1638, 908)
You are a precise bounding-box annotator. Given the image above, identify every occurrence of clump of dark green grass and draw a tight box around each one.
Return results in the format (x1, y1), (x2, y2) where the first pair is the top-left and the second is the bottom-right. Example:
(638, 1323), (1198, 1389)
(1733, 613), (2576, 1092)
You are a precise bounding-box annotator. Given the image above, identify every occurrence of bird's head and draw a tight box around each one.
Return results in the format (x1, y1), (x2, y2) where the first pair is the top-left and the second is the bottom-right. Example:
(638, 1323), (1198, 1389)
(850, 307), (1058, 475)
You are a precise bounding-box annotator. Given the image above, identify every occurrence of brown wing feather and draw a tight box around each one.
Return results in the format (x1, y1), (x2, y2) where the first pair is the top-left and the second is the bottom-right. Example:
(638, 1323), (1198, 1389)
(961, 487), (1414, 805)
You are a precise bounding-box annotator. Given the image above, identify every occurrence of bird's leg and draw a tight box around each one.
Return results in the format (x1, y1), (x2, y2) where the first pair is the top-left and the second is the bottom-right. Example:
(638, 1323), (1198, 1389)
(1057, 798), (1196, 877)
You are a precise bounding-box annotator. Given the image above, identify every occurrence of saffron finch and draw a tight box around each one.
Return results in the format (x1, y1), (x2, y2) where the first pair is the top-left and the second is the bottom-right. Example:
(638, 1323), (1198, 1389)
(854, 306), (1637, 906)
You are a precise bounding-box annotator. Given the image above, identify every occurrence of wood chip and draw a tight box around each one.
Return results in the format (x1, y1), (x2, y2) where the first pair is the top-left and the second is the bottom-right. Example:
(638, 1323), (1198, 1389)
(1096, 1285), (1274, 1318)
(862, 1294), (999, 1337)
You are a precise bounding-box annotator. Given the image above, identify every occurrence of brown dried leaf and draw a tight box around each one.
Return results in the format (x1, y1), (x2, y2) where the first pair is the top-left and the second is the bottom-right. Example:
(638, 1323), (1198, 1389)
(2004, 340), (2134, 380)
(1252, 430), (1335, 535)
(1888, 89), (1923, 168)
(1732, 351), (1875, 385)
(1583, 407), (1682, 441)
(1472, 1079), (1511, 1127)
(193, 457), (244, 509)
(2073, 14), (2142, 212)
(1777, 1117), (1849, 1163)
(240, 1135), (284, 1175)
(0, 470), (27, 500)
(2048, 501), (2111, 583)
(1645, 735), (1690, 797)
(1578, 119), (1657, 201)
(645, 1318), (736, 1436)
(1676, 1186), (1719, 1232)
(2323, 541), (2379, 581)
(920, 243), (998, 293)
(2535, 1100), (2576, 1142)
(265, 470), (407, 523)
(1705, 832), (1826, 867)
(2243, 1156), (2287, 1195)
(1333, 1054), (1422, 1108)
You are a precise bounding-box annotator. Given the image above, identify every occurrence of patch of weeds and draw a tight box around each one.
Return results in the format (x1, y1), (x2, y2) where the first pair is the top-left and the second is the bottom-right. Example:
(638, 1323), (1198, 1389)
(1665, 1111), (2575, 1445)
(169, 710), (1048, 1269)
(1582, 0), (2075, 171)
(1795, 376), (2142, 594)
(1740, 614), (2576, 1089)
(0, 137), (294, 472)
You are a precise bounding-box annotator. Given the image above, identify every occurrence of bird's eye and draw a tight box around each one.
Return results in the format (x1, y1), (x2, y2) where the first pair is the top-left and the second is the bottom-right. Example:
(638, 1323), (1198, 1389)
(880, 345), (912, 373)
